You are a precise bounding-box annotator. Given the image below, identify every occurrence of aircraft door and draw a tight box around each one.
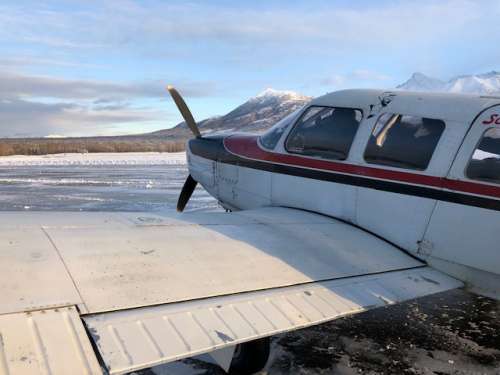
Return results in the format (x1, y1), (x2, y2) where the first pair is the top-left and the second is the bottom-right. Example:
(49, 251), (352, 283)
(272, 106), (363, 223)
(355, 112), (466, 254)
(423, 105), (500, 277)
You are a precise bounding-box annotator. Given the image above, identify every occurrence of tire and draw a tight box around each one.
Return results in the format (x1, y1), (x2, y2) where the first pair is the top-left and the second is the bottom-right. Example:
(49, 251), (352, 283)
(228, 337), (271, 374)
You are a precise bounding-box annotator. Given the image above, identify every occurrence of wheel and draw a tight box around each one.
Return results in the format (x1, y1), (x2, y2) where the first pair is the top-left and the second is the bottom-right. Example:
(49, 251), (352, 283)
(228, 337), (271, 374)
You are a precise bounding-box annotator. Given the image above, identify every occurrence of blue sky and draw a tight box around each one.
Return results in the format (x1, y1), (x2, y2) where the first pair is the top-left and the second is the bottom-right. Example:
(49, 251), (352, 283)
(1, 0), (499, 137)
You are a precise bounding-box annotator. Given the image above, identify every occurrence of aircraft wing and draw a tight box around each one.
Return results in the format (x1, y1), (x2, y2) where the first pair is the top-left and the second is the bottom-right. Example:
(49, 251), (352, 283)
(0, 207), (462, 375)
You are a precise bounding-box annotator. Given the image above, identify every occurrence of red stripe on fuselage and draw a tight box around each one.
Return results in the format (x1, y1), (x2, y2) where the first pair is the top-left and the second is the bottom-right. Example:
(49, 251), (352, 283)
(223, 135), (500, 199)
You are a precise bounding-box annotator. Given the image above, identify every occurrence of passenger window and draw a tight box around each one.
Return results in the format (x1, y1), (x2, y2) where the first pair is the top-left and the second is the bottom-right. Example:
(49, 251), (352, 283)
(364, 113), (445, 170)
(466, 128), (500, 184)
(286, 106), (362, 160)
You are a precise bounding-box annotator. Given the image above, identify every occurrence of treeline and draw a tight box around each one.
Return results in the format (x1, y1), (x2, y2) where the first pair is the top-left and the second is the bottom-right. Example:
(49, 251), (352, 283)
(0, 139), (186, 156)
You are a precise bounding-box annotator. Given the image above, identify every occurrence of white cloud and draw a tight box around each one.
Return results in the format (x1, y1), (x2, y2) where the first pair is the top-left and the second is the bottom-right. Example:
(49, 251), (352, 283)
(0, 73), (212, 137)
(1, 1), (495, 53)
(0, 98), (170, 137)
(99, 0), (483, 46)
(0, 73), (214, 101)
(0, 57), (101, 69)
(0, 1), (498, 81)
(320, 70), (392, 90)
(0, 0), (499, 136)
(320, 75), (347, 88)
(351, 70), (390, 82)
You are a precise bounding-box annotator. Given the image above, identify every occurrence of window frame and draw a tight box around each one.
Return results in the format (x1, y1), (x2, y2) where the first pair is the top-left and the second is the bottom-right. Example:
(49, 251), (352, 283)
(362, 112), (446, 172)
(284, 105), (364, 161)
(464, 127), (500, 185)
(258, 108), (303, 151)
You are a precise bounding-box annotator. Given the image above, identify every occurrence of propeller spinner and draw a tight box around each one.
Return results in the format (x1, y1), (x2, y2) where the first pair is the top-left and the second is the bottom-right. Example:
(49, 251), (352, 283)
(167, 85), (200, 212)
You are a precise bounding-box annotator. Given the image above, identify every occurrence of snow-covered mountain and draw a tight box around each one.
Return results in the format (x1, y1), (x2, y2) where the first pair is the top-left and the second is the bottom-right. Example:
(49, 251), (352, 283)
(397, 71), (500, 95)
(396, 72), (445, 92)
(153, 71), (500, 141)
(152, 88), (311, 139)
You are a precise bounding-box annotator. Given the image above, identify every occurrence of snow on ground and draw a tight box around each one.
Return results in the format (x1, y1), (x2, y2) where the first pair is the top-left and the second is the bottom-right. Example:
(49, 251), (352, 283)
(0, 152), (186, 166)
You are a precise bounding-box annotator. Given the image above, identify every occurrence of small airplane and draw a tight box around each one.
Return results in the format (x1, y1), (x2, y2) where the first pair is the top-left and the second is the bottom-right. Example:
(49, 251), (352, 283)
(0, 87), (499, 375)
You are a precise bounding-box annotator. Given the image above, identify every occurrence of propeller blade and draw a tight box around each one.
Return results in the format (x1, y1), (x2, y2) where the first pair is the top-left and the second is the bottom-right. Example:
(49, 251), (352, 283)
(177, 174), (198, 212)
(167, 85), (201, 138)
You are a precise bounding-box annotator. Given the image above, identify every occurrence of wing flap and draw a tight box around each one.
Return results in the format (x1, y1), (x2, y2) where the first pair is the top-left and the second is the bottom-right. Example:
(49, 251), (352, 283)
(83, 267), (462, 375)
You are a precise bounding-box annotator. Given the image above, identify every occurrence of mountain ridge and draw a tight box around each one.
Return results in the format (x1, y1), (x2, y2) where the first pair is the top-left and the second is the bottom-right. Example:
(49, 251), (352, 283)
(160, 71), (500, 140)
(152, 88), (311, 139)
(397, 71), (500, 95)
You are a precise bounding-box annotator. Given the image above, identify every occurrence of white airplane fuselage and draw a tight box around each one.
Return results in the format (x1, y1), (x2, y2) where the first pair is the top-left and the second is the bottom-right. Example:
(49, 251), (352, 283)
(187, 89), (500, 300)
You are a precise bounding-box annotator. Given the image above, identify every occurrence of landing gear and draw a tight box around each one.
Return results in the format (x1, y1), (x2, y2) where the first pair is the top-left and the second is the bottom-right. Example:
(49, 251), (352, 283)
(228, 337), (271, 374)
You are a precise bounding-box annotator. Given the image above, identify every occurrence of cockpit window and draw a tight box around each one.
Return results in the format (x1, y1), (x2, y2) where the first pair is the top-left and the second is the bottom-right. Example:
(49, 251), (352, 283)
(259, 109), (301, 150)
(364, 113), (445, 170)
(466, 128), (500, 185)
(285, 106), (362, 160)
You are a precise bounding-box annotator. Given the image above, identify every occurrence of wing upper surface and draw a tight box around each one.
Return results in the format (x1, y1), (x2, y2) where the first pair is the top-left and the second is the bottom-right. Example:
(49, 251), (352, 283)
(0, 207), (422, 314)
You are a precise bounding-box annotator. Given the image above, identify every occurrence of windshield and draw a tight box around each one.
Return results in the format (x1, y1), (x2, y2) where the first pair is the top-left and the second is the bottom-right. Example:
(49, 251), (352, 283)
(259, 108), (302, 150)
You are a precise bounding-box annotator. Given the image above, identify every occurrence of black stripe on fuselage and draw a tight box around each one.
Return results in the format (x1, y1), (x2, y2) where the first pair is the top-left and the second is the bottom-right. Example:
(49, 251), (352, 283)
(189, 137), (500, 212)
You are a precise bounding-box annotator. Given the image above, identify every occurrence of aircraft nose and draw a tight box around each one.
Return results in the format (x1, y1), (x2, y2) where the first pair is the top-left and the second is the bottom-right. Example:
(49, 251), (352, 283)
(187, 136), (225, 163)
(185, 136), (226, 198)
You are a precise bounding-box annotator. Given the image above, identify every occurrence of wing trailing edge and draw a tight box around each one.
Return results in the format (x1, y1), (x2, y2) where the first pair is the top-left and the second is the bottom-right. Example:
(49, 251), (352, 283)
(83, 267), (461, 375)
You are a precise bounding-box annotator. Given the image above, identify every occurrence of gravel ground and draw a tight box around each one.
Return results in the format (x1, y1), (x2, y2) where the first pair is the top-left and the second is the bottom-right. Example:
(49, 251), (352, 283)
(140, 289), (499, 375)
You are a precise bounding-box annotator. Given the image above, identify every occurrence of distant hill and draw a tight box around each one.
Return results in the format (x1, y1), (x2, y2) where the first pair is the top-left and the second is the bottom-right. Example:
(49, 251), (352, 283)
(151, 88), (311, 139)
(0, 89), (311, 156)
(159, 72), (500, 141)
(397, 71), (500, 95)
(4, 72), (500, 156)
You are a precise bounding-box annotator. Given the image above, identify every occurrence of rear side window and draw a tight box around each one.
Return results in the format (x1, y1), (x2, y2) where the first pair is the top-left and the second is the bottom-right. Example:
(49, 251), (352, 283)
(466, 128), (500, 184)
(364, 113), (445, 170)
(286, 106), (362, 160)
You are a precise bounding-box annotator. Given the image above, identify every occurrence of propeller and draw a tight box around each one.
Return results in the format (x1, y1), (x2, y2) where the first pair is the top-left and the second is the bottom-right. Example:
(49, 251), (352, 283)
(167, 85), (200, 212)
(176, 174), (198, 212)
(167, 85), (201, 138)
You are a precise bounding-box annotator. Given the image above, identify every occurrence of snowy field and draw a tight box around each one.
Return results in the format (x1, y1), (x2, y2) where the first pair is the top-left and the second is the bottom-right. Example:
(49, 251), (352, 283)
(0, 152), (498, 374)
(0, 152), (186, 166)
(0, 152), (216, 212)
